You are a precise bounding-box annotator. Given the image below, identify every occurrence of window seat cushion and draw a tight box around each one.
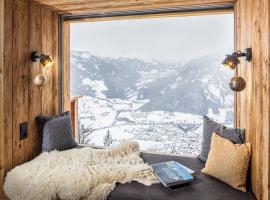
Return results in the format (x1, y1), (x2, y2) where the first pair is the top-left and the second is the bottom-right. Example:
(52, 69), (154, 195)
(108, 152), (255, 200)
(75, 145), (255, 200)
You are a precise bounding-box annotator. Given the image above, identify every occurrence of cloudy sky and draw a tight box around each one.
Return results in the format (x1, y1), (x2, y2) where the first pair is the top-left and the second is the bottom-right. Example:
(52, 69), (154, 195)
(71, 14), (234, 62)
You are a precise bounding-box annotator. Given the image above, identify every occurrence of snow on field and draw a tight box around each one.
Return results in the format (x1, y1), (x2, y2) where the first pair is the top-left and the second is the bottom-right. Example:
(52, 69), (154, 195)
(79, 96), (116, 129)
(87, 123), (202, 156)
(77, 96), (232, 156)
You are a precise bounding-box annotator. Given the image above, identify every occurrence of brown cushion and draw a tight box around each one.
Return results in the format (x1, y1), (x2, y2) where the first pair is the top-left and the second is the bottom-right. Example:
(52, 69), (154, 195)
(201, 133), (251, 192)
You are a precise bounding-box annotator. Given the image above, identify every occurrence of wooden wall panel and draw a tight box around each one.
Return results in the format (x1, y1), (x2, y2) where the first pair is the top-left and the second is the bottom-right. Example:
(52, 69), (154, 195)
(52, 13), (60, 115)
(0, 1), (269, 200)
(41, 9), (54, 115)
(28, 3), (43, 158)
(31, 0), (235, 14)
(12, 0), (31, 167)
(0, 1), (14, 199)
(3, 0), (13, 173)
(63, 22), (70, 112)
(235, 0), (270, 199)
(0, 0), (60, 198)
(0, 0), (4, 198)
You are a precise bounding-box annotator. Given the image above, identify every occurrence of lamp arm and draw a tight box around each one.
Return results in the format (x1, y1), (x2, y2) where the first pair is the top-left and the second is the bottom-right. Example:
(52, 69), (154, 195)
(236, 48), (252, 61)
(31, 51), (45, 62)
(236, 51), (246, 57)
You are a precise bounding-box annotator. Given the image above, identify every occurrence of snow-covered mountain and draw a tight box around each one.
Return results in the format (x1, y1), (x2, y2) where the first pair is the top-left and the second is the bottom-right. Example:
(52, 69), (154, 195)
(71, 50), (234, 124)
(70, 50), (234, 155)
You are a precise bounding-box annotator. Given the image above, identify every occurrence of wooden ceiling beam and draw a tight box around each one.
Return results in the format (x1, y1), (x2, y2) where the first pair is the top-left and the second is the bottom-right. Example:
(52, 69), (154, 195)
(31, 0), (234, 6)
(29, 0), (235, 14)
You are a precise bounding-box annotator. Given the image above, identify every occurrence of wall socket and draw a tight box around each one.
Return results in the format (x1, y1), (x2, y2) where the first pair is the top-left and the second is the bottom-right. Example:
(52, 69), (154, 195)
(20, 122), (28, 140)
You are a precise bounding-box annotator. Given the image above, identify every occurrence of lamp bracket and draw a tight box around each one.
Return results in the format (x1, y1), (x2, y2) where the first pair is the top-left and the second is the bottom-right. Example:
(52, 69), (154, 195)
(31, 51), (44, 62)
(245, 48), (252, 62)
(236, 48), (252, 62)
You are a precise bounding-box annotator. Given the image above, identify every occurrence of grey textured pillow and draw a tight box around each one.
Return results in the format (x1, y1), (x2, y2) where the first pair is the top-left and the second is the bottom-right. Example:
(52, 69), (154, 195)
(216, 126), (245, 144)
(36, 112), (77, 152)
(199, 116), (245, 162)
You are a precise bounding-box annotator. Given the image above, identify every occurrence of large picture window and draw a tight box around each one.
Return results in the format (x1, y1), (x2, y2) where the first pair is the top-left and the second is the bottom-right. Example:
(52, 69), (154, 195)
(70, 13), (234, 156)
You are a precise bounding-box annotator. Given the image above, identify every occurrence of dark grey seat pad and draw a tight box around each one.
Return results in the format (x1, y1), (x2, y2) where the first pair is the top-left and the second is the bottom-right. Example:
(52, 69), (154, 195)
(75, 145), (255, 200)
(108, 152), (256, 200)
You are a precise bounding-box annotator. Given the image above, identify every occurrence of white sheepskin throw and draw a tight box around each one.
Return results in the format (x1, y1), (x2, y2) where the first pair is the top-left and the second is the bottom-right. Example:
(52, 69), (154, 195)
(4, 141), (157, 200)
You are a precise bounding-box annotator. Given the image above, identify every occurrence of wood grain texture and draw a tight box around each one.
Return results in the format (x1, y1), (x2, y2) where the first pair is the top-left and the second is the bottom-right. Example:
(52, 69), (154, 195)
(0, 1), (269, 200)
(11, 1), (59, 163)
(12, 0), (31, 167)
(70, 96), (81, 141)
(28, 3), (43, 158)
(0, 1), (60, 198)
(3, 0), (13, 180)
(235, 0), (270, 199)
(31, 0), (234, 6)
(0, 0), (4, 198)
(41, 9), (53, 115)
(63, 22), (70, 112)
(30, 0), (235, 14)
(51, 12), (60, 115)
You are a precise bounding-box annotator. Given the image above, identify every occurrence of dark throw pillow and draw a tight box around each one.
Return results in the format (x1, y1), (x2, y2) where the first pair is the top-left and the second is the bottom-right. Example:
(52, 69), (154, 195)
(36, 111), (77, 152)
(199, 116), (245, 162)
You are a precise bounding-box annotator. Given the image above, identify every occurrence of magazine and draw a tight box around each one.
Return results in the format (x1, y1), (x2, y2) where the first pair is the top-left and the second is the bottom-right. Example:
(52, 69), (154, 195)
(151, 161), (195, 187)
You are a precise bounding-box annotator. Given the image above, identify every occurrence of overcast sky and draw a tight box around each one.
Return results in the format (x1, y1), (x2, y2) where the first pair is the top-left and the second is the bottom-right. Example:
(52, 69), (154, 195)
(71, 14), (234, 62)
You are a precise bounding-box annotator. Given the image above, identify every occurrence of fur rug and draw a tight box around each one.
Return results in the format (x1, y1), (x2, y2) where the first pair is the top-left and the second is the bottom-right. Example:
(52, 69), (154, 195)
(4, 141), (157, 200)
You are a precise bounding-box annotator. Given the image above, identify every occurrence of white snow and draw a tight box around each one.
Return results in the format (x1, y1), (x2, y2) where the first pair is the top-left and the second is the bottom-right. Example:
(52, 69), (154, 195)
(77, 94), (233, 156)
(82, 78), (107, 98)
(209, 83), (221, 98)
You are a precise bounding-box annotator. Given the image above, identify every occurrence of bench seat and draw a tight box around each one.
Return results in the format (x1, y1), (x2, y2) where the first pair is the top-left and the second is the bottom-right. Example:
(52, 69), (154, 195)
(108, 152), (256, 200)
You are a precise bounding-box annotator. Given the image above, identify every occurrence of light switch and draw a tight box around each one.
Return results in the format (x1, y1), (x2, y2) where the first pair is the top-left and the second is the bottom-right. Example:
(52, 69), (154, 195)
(20, 122), (28, 140)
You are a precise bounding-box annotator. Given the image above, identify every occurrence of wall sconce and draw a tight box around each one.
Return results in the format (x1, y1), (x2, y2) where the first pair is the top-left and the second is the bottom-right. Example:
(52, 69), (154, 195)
(229, 76), (246, 92)
(31, 51), (53, 86)
(33, 74), (47, 86)
(31, 51), (54, 67)
(222, 48), (252, 70)
(222, 48), (252, 92)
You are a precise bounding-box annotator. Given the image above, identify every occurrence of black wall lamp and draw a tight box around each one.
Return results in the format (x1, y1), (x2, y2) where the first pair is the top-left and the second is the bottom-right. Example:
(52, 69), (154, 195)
(222, 48), (252, 92)
(31, 51), (54, 86)
(31, 51), (54, 68)
(222, 48), (252, 70)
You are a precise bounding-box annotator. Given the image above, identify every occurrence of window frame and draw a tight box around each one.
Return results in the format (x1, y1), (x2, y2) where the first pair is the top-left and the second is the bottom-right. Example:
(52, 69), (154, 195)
(59, 4), (236, 151)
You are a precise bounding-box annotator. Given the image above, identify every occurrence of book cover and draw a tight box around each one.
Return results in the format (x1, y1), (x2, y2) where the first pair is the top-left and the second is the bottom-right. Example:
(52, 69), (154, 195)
(151, 161), (194, 187)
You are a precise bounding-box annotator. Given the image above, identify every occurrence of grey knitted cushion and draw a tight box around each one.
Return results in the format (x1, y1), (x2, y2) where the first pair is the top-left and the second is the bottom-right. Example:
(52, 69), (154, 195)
(36, 112), (77, 152)
(199, 116), (245, 162)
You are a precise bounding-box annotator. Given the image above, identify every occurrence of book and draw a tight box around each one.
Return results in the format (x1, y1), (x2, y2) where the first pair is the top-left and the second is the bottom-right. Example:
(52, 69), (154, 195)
(151, 161), (195, 187)
(177, 162), (196, 176)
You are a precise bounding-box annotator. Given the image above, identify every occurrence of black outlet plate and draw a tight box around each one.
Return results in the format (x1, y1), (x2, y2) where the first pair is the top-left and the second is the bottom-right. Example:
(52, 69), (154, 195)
(20, 122), (28, 140)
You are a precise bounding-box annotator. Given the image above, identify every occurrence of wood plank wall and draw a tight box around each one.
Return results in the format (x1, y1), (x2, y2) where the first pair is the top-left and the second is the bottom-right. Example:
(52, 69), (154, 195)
(0, 0), (59, 198)
(0, 0), (5, 199)
(235, 0), (270, 199)
(63, 22), (70, 112)
(0, 0), (270, 200)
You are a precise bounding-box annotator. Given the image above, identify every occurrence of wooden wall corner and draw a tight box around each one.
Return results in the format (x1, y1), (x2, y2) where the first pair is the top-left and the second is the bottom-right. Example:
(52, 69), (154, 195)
(0, 1), (60, 199)
(235, 0), (270, 199)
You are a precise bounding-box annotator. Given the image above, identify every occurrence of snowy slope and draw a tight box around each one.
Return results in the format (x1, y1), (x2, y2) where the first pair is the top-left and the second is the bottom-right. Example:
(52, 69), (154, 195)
(71, 51), (234, 155)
